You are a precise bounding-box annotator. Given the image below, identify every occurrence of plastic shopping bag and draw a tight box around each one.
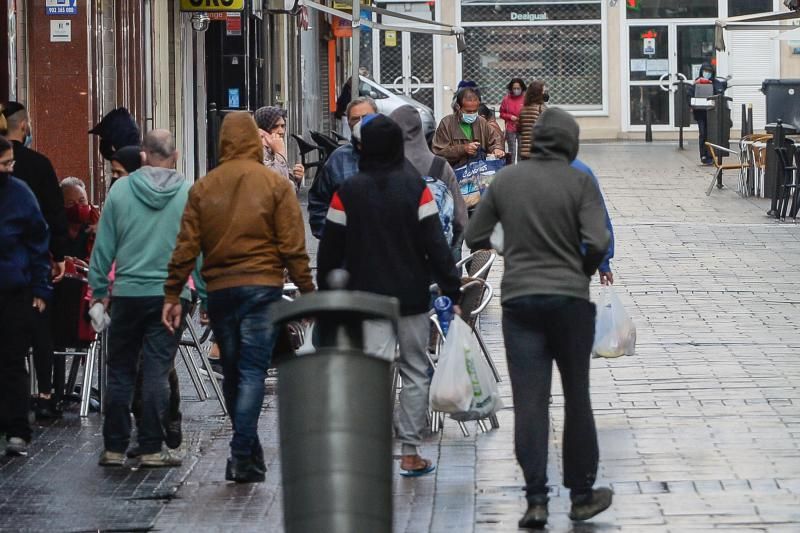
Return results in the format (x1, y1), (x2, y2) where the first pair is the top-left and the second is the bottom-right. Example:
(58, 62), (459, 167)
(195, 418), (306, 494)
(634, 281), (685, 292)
(593, 286), (637, 358)
(430, 316), (502, 420)
(429, 316), (473, 414)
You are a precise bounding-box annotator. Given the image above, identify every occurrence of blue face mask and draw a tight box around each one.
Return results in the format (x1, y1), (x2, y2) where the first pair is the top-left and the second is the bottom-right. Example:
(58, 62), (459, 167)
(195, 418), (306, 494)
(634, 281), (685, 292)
(24, 127), (33, 148)
(462, 113), (478, 124)
(702, 71), (712, 80)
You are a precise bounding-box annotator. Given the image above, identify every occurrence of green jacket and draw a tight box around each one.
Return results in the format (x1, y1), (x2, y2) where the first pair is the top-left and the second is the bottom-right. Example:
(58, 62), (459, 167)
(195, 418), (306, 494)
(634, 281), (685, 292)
(89, 166), (201, 302)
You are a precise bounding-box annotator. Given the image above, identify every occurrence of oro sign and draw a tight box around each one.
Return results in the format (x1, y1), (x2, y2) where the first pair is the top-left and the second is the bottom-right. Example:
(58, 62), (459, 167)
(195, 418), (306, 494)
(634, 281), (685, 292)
(179, 0), (245, 12)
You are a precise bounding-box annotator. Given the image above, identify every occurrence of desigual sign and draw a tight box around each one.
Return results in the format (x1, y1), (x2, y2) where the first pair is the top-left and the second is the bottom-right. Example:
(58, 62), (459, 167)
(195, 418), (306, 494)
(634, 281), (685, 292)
(179, 0), (245, 12)
(510, 12), (547, 21)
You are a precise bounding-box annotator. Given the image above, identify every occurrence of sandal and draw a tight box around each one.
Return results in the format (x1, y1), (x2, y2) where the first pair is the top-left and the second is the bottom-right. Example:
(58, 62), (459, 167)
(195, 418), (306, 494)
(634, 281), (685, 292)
(399, 456), (436, 477)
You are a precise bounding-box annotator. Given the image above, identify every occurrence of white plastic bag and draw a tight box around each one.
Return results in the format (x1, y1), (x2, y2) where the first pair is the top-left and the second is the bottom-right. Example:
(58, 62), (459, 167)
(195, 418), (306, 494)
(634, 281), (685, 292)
(490, 223), (504, 255)
(429, 316), (473, 414)
(430, 316), (502, 420)
(593, 286), (636, 358)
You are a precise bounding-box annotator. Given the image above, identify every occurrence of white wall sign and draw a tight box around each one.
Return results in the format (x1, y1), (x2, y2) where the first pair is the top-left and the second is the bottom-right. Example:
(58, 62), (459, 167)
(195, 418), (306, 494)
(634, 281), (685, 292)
(50, 20), (72, 42)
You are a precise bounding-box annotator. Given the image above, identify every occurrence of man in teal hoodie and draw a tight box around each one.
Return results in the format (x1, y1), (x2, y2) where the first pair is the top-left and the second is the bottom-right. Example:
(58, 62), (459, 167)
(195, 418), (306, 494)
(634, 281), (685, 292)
(89, 130), (191, 468)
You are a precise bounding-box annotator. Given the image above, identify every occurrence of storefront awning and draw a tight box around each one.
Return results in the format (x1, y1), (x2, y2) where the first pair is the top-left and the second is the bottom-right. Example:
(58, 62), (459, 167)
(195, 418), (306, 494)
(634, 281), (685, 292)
(715, 10), (800, 51)
(303, 0), (466, 51)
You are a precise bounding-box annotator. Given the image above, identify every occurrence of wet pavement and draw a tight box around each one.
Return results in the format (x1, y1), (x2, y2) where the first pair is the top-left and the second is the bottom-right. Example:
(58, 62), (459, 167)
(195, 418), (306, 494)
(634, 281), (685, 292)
(2, 143), (799, 532)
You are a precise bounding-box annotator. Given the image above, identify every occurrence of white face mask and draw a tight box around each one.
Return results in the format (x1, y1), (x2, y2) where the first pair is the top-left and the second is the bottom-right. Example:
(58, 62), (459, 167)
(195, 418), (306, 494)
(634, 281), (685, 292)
(512, 88), (522, 97)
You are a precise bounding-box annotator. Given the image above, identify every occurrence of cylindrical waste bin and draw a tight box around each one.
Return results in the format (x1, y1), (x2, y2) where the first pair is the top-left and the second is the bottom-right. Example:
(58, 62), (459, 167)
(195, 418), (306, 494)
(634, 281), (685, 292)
(762, 79), (800, 130)
(272, 286), (400, 533)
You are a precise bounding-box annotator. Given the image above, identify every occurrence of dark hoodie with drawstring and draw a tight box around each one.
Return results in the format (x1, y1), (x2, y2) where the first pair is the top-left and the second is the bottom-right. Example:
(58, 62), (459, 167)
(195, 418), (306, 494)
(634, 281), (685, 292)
(465, 107), (609, 303)
(316, 115), (461, 316)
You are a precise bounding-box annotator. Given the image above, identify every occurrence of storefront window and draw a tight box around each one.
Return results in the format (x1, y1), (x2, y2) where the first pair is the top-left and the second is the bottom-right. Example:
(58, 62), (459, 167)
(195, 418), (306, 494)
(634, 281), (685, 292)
(626, 0), (717, 19)
(461, 1), (604, 110)
(728, 0), (773, 17)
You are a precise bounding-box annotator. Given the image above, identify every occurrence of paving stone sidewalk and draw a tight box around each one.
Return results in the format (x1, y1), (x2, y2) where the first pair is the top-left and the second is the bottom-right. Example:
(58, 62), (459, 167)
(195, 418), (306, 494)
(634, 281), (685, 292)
(2, 143), (799, 532)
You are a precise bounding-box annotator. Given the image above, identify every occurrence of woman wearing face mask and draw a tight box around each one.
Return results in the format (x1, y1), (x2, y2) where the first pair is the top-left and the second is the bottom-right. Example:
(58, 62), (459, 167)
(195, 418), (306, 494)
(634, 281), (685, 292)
(254, 106), (305, 187)
(691, 63), (727, 166)
(61, 177), (100, 262)
(517, 81), (549, 160)
(499, 78), (526, 163)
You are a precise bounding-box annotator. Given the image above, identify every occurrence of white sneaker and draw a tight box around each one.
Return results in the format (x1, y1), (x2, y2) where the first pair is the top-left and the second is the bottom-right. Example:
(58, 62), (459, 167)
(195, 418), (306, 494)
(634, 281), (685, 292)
(140, 449), (183, 467)
(5, 437), (28, 457)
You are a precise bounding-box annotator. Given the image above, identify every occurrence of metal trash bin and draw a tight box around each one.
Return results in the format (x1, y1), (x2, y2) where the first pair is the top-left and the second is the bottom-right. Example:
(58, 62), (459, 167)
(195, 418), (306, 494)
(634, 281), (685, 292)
(762, 79), (800, 130)
(272, 282), (400, 533)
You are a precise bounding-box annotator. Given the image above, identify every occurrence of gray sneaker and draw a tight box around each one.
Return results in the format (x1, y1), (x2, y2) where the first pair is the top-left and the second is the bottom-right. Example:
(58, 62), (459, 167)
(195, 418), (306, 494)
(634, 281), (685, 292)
(5, 437), (28, 457)
(98, 450), (126, 466)
(569, 487), (613, 521)
(140, 449), (182, 468)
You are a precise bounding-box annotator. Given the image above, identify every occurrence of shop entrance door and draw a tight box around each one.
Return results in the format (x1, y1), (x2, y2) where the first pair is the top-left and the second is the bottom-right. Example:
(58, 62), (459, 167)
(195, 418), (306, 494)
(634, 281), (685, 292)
(626, 23), (716, 130)
(376, 30), (436, 111)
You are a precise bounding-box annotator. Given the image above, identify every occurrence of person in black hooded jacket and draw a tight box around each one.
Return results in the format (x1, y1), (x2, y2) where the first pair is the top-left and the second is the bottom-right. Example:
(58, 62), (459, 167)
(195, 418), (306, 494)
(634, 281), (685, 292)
(690, 63), (727, 165)
(317, 114), (461, 476)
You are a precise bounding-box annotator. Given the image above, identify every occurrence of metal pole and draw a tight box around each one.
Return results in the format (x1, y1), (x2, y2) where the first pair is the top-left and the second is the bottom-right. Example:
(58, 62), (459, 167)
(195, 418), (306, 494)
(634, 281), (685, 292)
(351, 0), (360, 103)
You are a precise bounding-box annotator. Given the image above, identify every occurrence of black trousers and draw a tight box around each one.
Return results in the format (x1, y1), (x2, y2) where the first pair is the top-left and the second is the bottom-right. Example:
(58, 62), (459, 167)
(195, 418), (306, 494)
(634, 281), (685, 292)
(696, 112), (710, 162)
(0, 289), (35, 442)
(502, 295), (599, 504)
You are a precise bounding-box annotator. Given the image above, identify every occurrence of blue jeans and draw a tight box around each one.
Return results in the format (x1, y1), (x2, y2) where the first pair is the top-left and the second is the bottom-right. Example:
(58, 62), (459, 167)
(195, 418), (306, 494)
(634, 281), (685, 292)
(104, 296), (186, 454)
(207, 285), (282, 459)
(502, 295), (598, 504)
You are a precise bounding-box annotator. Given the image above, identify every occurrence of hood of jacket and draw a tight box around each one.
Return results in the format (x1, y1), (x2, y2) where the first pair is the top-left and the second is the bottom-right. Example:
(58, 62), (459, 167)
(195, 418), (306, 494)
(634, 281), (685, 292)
(389, 105), (434, 174)
(218, 111), (264, 164)
(530, 107), (580, 163)
(358, 114), (406, 173)
(129, 166), (185, 210)
(700, 62), (716, 77)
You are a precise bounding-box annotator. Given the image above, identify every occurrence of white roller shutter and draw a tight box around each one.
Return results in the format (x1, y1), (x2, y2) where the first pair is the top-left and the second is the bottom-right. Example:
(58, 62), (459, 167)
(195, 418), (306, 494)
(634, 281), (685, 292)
(726, 30), (779, 131)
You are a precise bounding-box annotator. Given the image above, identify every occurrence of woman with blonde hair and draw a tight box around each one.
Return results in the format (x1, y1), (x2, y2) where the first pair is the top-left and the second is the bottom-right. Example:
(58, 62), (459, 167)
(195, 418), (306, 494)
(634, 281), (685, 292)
(517, 81), (548, 160)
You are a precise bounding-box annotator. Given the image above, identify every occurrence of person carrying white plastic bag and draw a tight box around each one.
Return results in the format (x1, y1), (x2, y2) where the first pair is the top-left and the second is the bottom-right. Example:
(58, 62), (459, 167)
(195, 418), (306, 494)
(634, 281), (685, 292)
(592, 286), (636, 358)
(429, 315), (501, 420)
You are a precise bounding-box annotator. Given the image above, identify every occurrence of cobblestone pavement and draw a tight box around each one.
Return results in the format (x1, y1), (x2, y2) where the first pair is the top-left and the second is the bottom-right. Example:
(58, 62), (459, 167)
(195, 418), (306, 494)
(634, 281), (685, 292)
(2, 143), (799, 532)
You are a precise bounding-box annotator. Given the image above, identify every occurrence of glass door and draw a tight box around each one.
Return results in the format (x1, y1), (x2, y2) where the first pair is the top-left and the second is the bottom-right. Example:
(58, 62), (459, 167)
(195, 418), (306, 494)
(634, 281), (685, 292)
(628, 25), (670, 126)
(626, 23), (717, 129)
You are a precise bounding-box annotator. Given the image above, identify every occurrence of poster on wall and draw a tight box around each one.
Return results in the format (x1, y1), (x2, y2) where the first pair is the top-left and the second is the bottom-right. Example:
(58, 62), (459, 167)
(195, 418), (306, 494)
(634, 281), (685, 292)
(46, 0), (78, 15)
(643, 37), (656, 56)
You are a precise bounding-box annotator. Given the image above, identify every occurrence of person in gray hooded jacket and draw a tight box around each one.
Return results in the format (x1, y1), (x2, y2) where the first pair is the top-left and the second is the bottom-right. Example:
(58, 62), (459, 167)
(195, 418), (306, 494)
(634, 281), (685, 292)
(389, 105), (468, 252)
(465, 108), (612, 528)
(89, 130), (192, 469)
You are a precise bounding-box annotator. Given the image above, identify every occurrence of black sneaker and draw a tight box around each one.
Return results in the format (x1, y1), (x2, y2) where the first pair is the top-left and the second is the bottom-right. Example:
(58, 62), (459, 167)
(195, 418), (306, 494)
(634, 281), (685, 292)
(34, 397), (62, 420)
(569, 487), (613, 521)
(225, 456), (266, 483)
(251, 445), (266, 474)
(518, 502), (548, 529)
(165, 412), (183, 450)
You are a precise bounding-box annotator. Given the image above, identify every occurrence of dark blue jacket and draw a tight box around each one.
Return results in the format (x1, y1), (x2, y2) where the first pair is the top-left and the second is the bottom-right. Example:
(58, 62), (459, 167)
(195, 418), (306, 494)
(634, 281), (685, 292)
(307, 142), (361, 239)
(571, 159), (614, 273)
(0, 173), (52, 299)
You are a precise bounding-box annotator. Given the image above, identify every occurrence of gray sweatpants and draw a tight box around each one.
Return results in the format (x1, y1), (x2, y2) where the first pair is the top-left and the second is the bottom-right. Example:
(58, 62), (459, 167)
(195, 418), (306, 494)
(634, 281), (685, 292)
(365, 313), (430, 456)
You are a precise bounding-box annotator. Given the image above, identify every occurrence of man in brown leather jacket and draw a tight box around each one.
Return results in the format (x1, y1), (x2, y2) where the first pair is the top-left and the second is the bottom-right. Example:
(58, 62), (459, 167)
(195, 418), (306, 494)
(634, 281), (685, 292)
(432, 87), (504, 169)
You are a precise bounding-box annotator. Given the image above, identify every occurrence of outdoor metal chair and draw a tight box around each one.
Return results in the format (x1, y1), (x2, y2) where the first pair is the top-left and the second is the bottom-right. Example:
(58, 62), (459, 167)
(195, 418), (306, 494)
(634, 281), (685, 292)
(330, 130), (348, 143)
(457, 249), (497, 281)
(178, 303), (227, 416)
(705, 142), (749, 196)
(291, 134), (325, 177)
(427, 276), (501, 436)
(309, 130), (341, 162)
(774, 146), (799, 221)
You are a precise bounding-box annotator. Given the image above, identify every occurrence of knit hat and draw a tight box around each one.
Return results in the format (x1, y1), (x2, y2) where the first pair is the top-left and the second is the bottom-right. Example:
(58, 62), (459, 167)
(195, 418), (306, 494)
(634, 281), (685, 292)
(1, 101), (25, 118)
(358, 114), (405, 172)
(254, 106), (287, 131)
(110, 145), (143, 174)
